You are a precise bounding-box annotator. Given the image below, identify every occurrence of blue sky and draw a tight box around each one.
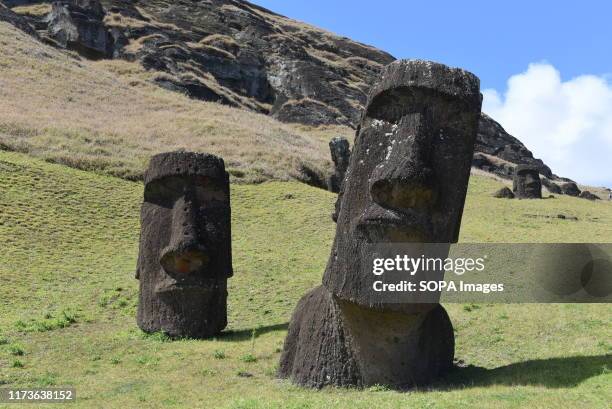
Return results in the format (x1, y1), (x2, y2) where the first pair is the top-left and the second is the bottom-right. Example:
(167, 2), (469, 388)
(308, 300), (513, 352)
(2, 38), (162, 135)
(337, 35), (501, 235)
(251, 0), (610, 91)
(252, 0), (612, 187)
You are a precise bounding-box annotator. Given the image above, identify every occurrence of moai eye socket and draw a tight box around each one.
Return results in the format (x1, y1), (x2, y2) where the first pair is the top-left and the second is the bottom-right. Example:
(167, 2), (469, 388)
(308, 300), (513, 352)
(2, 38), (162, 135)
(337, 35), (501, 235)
(194, 185), (229, 205)
(144, 176), (187, 205)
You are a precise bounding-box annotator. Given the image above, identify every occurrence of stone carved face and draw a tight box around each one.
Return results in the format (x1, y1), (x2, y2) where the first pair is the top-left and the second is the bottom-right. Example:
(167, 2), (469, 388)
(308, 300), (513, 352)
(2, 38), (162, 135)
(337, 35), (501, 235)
(323, 60), (482, 305)
(136, 152), (231, 337)
(514, 166), (541, 198)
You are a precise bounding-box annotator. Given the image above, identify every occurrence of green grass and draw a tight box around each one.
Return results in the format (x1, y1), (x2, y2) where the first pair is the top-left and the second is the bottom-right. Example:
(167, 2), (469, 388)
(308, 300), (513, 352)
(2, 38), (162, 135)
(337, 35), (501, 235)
(0, 150), (611, 408)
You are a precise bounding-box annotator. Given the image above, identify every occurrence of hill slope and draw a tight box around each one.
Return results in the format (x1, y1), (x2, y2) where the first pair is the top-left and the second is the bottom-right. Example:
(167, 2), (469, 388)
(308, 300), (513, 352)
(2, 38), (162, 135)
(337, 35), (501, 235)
(6, 0), (394, 127)
(0, 151), (610, 408)
(3, 0), (563, 183)
(0, 19), (352, 183)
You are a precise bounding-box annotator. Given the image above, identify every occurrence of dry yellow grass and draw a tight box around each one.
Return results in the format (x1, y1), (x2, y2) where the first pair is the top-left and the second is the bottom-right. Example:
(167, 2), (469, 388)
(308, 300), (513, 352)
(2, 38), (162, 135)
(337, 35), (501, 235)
(10, 3), (51, 17)
(0, 22), (353, 182)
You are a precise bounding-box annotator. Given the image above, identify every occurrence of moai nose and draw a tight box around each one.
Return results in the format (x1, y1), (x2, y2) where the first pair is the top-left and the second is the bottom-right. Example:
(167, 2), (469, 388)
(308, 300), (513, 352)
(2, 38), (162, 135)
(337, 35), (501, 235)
(369, 113), (437, 211)
(159, 192), (209, 276)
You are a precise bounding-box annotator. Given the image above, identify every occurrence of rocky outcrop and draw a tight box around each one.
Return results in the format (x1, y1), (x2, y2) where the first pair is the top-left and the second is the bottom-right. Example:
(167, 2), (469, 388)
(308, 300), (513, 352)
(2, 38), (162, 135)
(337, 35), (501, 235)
(46, 0), (123, 58)
(472, 152), (515, 179)
(103, 0), (394, 123)
(4, 0), (393, 121)
(493, 186), (514, 199)
(561, 182), (581, 197)
(0, 2), (38, 37)
(541, 178), (562, 194)
(476, 113), (552, 178)
(5, 0), (563, 182)
(579, 191), (600, 201)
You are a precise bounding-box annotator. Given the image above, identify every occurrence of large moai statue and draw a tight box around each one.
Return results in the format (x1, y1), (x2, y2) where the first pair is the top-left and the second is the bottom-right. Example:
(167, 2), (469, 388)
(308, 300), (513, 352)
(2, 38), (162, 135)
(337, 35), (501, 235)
(136, 151), (232, 338)
(279, 60), (482, 388)
(513, 165), (542, 199)
(327, 136), (351, 193)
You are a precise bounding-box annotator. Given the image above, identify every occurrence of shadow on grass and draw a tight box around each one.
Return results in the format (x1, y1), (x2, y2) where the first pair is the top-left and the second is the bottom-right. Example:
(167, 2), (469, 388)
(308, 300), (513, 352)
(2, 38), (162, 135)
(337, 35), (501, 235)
(219, 323), (289, 341)
(440, 354), (611, 389)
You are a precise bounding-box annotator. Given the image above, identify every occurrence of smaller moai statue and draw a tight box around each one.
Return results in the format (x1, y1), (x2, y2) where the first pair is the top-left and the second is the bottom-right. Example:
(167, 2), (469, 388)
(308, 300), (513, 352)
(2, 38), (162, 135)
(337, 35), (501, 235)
(327, 136), (351, 193)
(513, 165), (542, 199)
(136, 151), (232, 338)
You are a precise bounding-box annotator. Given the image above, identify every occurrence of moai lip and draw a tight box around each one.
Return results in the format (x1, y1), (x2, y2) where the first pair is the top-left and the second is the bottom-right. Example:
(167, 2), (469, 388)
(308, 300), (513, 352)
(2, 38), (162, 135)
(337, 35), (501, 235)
(136, 151), (232, 338)
(513, 164), (542, 199)
(279, 59), (482, 389)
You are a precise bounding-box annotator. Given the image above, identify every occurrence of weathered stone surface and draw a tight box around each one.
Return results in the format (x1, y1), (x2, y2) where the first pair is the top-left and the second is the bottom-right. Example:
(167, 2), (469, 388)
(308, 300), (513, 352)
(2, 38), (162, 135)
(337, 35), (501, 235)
(513, 165), (542, 199)
(279, 286), (454, 388)
(7, 0), (562, 183)
(476, 113), (552, 178)
(561, 182), (581, 197)
(472, 152), (515, 178)
(46, 0), (115, 58)
(0, 2), (39, 37)
(579, 191), (600, 201)
(324, 60), (482, 304)
(279, 60), (482, 388)
(541, 177), (562, 194)
(278, 286), (361, 388)
(95, 0), (394, 121)
(493, 186), (514, 199)
(136, 151), (232, 338)
(327, 136), (350, 193)
(273, 98), (352, 127)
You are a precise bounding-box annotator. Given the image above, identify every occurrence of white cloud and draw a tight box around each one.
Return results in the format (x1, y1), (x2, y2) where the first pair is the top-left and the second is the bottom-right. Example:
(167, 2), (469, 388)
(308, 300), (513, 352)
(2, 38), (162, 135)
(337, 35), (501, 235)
(482, 63), (612, 188)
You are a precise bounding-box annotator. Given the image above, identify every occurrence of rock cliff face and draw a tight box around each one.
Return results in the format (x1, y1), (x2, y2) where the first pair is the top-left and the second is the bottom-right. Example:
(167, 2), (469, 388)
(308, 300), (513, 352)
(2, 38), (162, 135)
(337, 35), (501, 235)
(1, 1), (40, 36)
(4, 0), (559, 180)
(475, 113), (553, 178)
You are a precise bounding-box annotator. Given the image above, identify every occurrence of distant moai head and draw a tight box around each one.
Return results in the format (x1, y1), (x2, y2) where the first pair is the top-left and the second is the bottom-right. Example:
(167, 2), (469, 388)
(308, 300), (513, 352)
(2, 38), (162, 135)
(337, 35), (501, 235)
(323, 60), (482, 305)
(513, 165), (542, 199)
(329, 137), (351, 173)
(328, 136), (351, 194)
(136, 151), (232, 338)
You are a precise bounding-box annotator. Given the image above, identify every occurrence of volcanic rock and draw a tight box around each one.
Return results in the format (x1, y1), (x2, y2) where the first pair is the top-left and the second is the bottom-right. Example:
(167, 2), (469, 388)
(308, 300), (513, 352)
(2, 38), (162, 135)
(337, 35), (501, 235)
(513, 165), (542, 199)
(579, 191), (600, 201)
(327, 136), (350, 193)
(493, 186), (514, 199)
(541, 178), (562, 194)
(279, 60), (481, 389)
(46, 0), (116, 58)
(561, 182), (581, 197)
(136, 151), (232, 338)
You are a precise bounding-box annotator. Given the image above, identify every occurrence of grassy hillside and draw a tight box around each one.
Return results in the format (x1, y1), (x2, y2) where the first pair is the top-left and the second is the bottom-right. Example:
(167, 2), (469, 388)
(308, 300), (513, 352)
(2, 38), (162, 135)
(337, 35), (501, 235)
(0, 21), (352, 183)
(0, 150), (610, 408)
